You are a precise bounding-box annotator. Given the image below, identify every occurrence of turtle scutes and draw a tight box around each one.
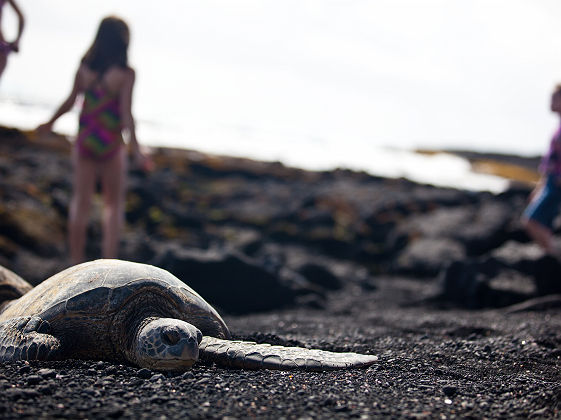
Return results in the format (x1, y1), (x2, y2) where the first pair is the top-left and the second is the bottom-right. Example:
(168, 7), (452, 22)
(0, 260), (378, 372)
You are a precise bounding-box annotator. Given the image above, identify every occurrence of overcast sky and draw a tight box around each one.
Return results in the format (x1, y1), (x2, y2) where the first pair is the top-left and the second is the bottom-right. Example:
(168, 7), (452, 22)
(2, 1), (561, 156)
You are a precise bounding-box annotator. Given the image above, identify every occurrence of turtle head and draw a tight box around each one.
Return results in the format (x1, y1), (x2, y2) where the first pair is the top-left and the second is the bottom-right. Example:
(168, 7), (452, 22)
(133, 318), (203, 371)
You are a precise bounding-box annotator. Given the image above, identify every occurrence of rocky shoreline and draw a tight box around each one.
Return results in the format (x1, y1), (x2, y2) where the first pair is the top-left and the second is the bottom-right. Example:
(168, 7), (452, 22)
(1, 125), (561, 418)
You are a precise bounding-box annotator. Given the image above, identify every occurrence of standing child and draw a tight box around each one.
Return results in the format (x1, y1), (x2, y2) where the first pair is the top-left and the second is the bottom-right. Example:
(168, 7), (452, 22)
(0, 0), (25, 80)
(522, 84), (561, 257)
(38, 16), (151, 265)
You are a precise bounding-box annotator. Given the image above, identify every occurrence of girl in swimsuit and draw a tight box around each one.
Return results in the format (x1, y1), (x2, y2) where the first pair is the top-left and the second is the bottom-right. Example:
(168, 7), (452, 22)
(0, 0), (24, 80)
(37, 16), (151, 265)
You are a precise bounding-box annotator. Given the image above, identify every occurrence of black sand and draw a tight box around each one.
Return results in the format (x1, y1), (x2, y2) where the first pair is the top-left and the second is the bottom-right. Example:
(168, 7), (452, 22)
(0, 126), (560, 419)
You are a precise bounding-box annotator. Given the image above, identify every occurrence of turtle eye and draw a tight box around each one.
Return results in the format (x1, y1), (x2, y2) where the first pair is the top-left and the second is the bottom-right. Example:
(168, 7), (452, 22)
(162, 329), (180, 345)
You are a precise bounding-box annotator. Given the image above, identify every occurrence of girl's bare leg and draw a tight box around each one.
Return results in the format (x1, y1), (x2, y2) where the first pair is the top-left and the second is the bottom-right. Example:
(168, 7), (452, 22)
(100, 147), (127, 259)
(523, 217), (554, 254)
(68, 148), (97, 265)
(0, 52), (7, 79)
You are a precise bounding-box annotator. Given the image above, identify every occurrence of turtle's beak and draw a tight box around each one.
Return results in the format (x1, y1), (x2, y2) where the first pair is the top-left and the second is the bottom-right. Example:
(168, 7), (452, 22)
(134, 318), (202, 371)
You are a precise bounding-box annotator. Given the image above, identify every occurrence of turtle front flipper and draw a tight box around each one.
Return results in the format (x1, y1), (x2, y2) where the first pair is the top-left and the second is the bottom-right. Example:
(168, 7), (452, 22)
(0, 316), (61, 362)
(199, 337), (378, 371)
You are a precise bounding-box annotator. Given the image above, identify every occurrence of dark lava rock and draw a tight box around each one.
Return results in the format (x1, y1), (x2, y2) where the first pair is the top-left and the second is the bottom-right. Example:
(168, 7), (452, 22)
(534, 255), (561, 296)
(433, 237), (561, 308)
(489, 240), (543, 274)
(151, 245), (313, 314)
(453, 200), (515, 256)
(437, 259), (532, 309)
(395, 238), (466, 277)
(297, 263), (343, 290)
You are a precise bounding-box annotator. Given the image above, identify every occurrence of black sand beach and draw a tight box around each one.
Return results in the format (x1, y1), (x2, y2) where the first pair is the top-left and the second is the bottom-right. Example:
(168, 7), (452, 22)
(1, 126), (561, 419)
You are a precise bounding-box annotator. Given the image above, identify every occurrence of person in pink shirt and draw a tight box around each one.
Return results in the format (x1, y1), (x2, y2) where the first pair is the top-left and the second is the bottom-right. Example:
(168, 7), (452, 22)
(522, 84), (561, 257)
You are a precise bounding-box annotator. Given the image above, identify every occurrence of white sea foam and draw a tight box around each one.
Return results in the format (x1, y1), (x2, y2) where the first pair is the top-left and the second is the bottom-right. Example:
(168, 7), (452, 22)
(0, 99), (508, 193)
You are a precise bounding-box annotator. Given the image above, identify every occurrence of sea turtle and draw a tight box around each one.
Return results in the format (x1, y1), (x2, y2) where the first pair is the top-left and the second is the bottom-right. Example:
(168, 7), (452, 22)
(0, 259), (377, 371)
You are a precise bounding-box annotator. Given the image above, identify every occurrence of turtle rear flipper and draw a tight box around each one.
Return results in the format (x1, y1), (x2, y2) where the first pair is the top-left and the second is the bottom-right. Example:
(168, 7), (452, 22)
(199, 337), (378, 371)
(0, 316), (61, 362)
(0, 266), (33, 309)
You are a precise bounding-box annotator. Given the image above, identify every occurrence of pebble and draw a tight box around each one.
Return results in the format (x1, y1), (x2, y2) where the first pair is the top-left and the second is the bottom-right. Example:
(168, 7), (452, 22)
(197, 377), (210, 385)
(104, 366), (118, 375)
(96, 403), (124, 419)
(442, 385), (457, 397)
(37, 384), (54, 396)
(334, 404), (350, 412)
(136, 368), (152, 379)
(38, 368), (57, 379)
(530, 407), (548, 418)
(81, 387), (97, 396)
(18, 365), (31, 374)
(150, 373), (166, 382)
(149, 395), (169, 405)
(128, 378), (144, 387)
(5, 388), (40, 400)
(5, 388), (25, 401)
(181, 371), (195, 380)
(548, 349), (561, 358)
(26, 375), (42, 385)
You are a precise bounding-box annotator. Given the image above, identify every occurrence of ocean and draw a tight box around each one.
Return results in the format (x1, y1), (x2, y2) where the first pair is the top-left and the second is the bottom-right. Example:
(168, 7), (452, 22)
(2, 0), (561, 192)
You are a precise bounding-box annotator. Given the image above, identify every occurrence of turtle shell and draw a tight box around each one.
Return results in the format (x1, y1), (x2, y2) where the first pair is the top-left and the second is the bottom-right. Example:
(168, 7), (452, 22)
(0, 259), (230, 345)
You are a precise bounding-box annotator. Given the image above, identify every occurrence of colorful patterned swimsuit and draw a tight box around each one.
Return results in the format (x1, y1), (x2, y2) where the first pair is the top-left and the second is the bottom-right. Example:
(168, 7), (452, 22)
(77, 83), (124, 160)
(0, 42), (11, 54)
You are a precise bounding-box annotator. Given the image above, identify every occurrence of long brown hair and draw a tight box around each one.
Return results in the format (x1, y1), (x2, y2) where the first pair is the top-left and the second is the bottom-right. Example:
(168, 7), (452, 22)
(82, 16), (130, 76)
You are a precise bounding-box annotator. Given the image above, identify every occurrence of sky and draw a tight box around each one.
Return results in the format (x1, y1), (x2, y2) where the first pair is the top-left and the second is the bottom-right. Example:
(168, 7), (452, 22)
(2, 0), (561, 165)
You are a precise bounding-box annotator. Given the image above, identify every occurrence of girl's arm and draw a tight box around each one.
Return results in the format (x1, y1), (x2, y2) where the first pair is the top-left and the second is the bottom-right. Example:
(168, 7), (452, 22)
(7, 0), (24, 52)
(119, 68), (138, 151)
(37, 67), (82, 133)
(119, 68), (153, 170)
